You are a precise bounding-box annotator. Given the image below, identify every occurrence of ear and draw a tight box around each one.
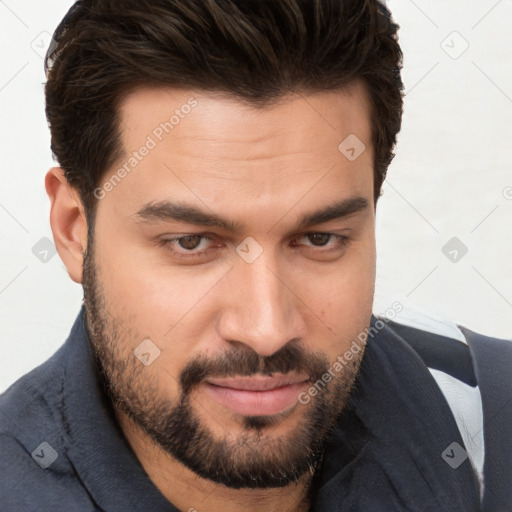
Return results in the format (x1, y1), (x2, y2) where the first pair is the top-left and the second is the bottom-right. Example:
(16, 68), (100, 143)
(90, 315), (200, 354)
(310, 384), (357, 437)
(45, 167), (88, 284)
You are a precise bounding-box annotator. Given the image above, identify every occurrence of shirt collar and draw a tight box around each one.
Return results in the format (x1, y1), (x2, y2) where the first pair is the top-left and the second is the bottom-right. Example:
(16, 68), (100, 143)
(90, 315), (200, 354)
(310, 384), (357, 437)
(62, 306), (178, 511)
(309, 315), (481, 511)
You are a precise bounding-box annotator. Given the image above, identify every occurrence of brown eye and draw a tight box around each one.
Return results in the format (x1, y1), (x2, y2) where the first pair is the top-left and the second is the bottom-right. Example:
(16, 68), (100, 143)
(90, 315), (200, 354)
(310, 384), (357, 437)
(158, 234), (220, 261)
(176, 235), (203, 250)
(306, 233), (332, 246)
(290, 233), (350, 259)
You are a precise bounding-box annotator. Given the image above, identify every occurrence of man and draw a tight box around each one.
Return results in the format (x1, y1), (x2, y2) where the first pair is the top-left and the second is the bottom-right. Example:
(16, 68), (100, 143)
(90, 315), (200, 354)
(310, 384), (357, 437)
(0, 1), (510, 511)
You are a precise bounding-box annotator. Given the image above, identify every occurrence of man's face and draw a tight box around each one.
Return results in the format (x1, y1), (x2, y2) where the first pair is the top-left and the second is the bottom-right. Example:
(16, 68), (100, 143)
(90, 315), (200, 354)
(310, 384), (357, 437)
(83, 83), (376, 489)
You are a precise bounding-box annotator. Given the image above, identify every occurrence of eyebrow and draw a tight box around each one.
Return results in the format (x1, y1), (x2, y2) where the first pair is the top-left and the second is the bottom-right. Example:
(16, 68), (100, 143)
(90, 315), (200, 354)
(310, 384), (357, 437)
(135, 196), (369, 233)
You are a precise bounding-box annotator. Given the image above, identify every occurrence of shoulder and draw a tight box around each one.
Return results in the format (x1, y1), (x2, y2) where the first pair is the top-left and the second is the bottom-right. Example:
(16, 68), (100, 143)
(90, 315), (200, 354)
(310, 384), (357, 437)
(0, 341), (94, 510)
(0, 341), (68, 450)
(377, 306), (512, 388)
(375, 306), (512, 500)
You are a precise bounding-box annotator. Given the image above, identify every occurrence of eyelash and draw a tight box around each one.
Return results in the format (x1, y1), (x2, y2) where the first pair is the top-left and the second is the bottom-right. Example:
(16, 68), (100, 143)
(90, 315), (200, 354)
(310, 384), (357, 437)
(158, 233), (350, 260)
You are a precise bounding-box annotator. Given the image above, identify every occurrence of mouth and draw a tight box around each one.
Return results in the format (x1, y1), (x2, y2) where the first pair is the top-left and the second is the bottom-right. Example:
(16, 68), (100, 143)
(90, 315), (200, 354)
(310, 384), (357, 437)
(202, 374), (310, 416)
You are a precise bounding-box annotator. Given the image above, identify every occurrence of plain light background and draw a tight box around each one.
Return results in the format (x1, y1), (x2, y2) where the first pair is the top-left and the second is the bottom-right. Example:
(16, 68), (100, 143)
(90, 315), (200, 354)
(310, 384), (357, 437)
(1, 0), (511, 393)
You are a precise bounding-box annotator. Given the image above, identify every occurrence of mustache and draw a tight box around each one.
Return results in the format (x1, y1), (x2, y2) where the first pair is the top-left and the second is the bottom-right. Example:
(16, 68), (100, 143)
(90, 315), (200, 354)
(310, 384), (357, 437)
(180, 342), (330, 394)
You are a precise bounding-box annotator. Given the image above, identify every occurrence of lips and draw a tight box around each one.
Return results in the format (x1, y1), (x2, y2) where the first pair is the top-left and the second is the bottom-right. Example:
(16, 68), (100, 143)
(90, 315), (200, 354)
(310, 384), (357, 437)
(202, 373), (310, 416)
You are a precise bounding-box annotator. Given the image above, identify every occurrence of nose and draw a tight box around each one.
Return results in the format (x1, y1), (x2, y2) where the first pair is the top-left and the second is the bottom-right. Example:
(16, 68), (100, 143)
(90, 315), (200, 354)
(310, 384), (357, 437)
(217, 248), (306, 357)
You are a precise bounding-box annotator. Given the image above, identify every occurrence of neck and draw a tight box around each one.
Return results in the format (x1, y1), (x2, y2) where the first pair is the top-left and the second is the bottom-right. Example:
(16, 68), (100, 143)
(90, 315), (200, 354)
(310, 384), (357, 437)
(116, 410), (314, 512)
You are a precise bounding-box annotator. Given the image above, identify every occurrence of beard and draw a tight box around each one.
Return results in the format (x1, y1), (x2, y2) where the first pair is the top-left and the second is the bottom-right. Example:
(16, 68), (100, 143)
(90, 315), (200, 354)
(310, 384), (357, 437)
(82, 235), (366, 490)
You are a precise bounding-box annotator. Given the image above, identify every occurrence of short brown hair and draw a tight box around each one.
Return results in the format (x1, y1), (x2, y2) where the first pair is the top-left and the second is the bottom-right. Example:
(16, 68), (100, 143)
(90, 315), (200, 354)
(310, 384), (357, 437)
(45, 0), (403, 217)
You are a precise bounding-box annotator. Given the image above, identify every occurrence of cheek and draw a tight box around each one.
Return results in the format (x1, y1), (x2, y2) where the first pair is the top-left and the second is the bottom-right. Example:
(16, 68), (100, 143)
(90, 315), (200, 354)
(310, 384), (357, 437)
(94, 216), (178, 312)
(303, 238), (375, 352)
(93, 229), (218, 373)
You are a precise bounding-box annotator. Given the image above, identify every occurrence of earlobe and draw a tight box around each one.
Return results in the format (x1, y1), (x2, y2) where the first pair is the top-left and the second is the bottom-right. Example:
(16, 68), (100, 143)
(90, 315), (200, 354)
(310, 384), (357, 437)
(45, 167), (88, 284)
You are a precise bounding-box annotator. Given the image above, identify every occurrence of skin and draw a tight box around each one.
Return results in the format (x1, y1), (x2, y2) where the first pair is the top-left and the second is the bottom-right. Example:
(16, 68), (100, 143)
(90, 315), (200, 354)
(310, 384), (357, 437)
(46, 82), (376, 512)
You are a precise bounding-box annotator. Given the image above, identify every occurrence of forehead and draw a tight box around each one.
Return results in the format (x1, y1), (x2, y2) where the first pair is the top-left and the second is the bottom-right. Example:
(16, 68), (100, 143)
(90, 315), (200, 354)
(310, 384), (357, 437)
(118, 83), (373, 155)
(98, 84), (374, 227)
